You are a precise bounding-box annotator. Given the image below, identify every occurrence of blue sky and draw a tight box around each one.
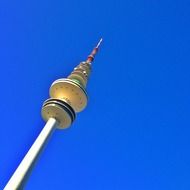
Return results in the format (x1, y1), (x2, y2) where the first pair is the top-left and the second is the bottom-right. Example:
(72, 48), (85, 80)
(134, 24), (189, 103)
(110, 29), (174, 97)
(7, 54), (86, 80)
(0, 0), (190, 189)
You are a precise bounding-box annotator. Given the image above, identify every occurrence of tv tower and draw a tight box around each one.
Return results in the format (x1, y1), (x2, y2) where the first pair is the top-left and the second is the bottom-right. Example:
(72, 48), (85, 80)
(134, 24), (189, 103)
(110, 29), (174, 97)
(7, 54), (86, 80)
(4, 38), (103, 190)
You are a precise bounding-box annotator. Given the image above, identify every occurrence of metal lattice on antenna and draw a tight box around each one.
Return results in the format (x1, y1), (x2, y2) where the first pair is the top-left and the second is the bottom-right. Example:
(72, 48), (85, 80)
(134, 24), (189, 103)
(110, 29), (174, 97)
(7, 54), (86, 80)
(4, 39), (103, 190)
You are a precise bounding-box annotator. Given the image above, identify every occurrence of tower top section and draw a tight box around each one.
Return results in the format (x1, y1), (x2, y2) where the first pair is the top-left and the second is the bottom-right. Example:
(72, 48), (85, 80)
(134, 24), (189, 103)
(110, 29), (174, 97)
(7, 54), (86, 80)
(42, 39), (103, 126)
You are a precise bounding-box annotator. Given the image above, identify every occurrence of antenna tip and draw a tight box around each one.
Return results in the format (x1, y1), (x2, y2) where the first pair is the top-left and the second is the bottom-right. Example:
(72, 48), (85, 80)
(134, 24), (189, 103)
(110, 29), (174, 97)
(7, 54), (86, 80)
(96, 38), (103, 49)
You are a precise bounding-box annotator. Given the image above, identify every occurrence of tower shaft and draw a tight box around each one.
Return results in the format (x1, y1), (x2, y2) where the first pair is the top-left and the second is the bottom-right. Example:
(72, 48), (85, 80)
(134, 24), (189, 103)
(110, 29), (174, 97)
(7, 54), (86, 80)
(4, 118), (58, 190)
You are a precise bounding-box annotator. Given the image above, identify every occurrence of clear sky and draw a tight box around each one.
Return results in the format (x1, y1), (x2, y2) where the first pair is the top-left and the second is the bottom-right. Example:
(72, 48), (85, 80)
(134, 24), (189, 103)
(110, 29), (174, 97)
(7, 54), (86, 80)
(0, 0), (190, 189)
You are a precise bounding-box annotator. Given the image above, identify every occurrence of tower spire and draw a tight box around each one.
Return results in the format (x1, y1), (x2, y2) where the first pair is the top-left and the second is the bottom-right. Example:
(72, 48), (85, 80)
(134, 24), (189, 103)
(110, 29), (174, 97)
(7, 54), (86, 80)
(68, 38), (103, 88)
(86, 38), (103, 63)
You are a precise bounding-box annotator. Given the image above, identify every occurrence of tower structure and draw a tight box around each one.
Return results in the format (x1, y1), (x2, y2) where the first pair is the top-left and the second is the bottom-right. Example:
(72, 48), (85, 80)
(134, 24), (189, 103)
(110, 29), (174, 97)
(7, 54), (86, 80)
(4, 38), (102, 190)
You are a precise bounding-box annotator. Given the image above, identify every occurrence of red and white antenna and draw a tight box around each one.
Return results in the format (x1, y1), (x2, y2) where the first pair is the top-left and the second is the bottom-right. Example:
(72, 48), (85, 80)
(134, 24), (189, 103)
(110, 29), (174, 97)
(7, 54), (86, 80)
(86, 38), (103, 63)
